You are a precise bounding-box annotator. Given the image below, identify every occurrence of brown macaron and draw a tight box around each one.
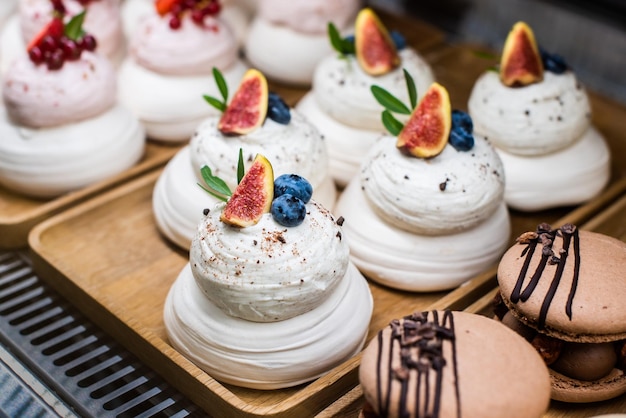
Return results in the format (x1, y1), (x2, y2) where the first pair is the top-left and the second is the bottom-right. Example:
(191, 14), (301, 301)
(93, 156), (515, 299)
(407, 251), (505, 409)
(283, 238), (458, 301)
(496, 223), (626, 403)
(359, 310), (551, 418)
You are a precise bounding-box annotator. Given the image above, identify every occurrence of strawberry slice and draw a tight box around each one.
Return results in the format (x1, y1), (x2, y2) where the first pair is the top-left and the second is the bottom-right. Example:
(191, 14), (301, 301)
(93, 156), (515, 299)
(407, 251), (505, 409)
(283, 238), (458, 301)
(27, 17), (64, 51)
(155, 0), (180, 15)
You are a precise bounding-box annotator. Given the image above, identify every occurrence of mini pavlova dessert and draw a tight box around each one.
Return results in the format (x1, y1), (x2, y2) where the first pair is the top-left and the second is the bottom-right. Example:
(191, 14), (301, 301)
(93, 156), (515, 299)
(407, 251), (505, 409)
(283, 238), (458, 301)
(153, 68), (337, 249)
(495, 223), (626, 403)
(296, 8), (435, 187)
(335, 81), (510, 291)
(163, 154), (373, 389)
(1, 0), (125, 73)
(117, 0), (247, 142)
(468, 21), (610, 211)
(0, 11), (144, 198)
(244, 0), (361, 86)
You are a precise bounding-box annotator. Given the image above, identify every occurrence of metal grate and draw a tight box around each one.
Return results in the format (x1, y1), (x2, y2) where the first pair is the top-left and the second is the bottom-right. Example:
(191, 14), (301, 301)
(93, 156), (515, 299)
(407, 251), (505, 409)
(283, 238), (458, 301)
(0, 251), (208, 418)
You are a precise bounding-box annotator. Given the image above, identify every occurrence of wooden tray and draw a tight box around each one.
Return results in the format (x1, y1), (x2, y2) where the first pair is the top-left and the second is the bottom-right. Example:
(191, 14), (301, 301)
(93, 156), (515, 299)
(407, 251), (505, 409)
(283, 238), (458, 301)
(0, 141), (181, 250)
(319, 196), (626, 418)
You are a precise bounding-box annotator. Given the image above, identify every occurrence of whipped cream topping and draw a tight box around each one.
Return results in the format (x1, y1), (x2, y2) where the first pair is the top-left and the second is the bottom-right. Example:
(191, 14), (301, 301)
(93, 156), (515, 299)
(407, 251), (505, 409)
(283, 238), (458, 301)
(312, 49), (435, 130)
(257, 0), (359, 34)
(190, 111), (329, 190)
(497, 127), (610, 211)
(130, 13), (238, 76)
(3, 52), (116, 128)
(468, 71), (591, 156)
(361, 135), (505, 235)
(164, 260), (372, 389)
(190, 200), (348, 322)
(0, 103), (145, 197)
(19, 0), (123, 61)
(334, 179), (511, 291)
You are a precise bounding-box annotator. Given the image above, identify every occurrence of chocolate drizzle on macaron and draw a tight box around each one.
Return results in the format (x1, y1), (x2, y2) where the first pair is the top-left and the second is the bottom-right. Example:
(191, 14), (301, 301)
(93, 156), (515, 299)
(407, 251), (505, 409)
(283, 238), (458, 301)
(375, 311), (460, 418)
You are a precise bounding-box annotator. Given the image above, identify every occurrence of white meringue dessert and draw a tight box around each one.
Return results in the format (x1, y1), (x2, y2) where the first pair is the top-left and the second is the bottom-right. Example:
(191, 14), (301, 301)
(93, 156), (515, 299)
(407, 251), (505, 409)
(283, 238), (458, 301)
(153, 110), (337, 250)
(0, 48), (144, 198)
(335, 123), (510, 291)
(164, 198), (373, 389)
(118, 8), (247, 142)
(244, 0), (360, 86)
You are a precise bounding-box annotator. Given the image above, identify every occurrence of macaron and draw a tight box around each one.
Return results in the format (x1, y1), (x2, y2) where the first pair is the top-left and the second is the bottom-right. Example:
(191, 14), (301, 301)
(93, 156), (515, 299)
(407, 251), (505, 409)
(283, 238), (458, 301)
(495, 223), (626, 403)
(359, 310), (551, 418)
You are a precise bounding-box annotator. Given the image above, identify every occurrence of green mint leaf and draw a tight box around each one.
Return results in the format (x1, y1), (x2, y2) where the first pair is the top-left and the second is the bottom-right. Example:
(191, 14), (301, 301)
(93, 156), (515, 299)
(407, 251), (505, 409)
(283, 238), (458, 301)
(381, 110), (404, 136)
(236, 148), (245, 184)
(199, 165), (232, 199)
(371, 85), (411, 115)
(197, 183), (229, 202)
(403, 69), (418, 109)
(64, 11), (86, 40)
(342, 36), (355, 54)
(203, 95), (226, 112)
(328, 22), (346, 55)
(212, 67), (228, 103)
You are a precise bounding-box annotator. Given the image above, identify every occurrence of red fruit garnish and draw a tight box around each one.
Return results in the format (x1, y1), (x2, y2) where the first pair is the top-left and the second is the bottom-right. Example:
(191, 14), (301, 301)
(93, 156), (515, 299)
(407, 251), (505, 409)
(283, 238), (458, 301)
(156, 0), (221, 30)
(27, 17), (64, 51)
(156, 0), (180, 16)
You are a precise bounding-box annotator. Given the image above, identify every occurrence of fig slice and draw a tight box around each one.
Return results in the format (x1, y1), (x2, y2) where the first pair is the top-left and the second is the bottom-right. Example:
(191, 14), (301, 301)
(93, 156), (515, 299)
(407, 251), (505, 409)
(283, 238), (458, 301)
(396, 82), (451, 159)
(500, 21), (544, 87)
(355, 8), (400, 76)
(218, 69), (269, 136)
(220, 154), (274, 227)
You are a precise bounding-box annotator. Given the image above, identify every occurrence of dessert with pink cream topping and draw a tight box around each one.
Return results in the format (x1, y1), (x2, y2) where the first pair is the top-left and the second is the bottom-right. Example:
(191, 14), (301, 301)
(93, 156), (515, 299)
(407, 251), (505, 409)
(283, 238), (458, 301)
(244, 0), (361, 85)
(0, 0), (125, 73)
(297, 8), (435, 187)
(117, 0), (247, 142)
(152, 68), (337, 250)
(0, 12), (144, 198)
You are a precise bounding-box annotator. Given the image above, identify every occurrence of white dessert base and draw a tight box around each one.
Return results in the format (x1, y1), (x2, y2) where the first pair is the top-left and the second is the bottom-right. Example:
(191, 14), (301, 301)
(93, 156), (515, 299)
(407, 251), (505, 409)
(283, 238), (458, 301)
(164, 261), (373, 389)
(296, 92), (383, 188)
(498, 126), (610, 211)
(153, 145), (338, 250)
(117, 58), (248, 142)
(243, 18), (333, 86)
(0, 104), (145, 198)
(335, 178), (511, 291)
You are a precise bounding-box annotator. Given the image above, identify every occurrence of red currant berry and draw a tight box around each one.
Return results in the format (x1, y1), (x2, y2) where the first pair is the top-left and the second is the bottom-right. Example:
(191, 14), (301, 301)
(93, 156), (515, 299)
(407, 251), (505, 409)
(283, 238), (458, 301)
(80, 34), (97, 51)
(205, 1), (220, 15)
(47, 49), (65, 70)
(191, 9), (204, 24)
(169, 16), (181, 29)
(50, 0), (65, 14)
(40, 35), (58, 52)
(28, 47), (44, 64)
(60, 38), (81, 60)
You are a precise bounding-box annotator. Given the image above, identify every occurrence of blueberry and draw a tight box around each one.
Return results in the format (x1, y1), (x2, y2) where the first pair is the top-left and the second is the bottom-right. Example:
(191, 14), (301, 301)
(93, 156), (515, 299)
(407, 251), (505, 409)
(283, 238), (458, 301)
(449, 110), (474, 152)
(540, 48), (568, 74)
(344, 34), (355, 44)
(271, 194), (306, 227)
(274, 174), (313, 203)
(390, 30), (407, 50)
(267, 92), (291, 125)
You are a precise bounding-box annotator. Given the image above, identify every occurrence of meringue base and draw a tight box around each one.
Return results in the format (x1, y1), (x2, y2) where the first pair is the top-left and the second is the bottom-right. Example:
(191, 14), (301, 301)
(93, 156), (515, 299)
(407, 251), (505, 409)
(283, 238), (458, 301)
(243, 18), (333, 86)
(334, 179), (511, 291)
(163, 261), (373, 389)
(499, 126), (610, 211)
(0, 104), (145, 198)
(296, 92), (383, 188)
(117, 58), (248, 142)
(153, 145), (338, 250)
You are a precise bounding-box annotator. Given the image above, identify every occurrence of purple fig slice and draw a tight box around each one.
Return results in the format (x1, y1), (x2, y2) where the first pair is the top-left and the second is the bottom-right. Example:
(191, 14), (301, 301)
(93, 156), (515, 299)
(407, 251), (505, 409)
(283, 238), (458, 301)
(396, 82), (451, 158)
(220, 154), (274, 227)
(500, 21), (544, 87)
(218, 69), (269, 135)
(355, 8), (400, 76)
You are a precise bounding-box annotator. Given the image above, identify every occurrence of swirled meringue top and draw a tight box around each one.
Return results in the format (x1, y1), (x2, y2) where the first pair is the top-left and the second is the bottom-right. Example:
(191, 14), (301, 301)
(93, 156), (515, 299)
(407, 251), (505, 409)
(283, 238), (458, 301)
(2, 52), (116, 128)
(130, 13), (238, 76)
(312, 48), (435, 130)
(19, 0), (123, 60)
(189, 111), (329, 190)
(257, 0), (359, 34)
(361, 134), (505, 235)
(189, 200), (349, 322)
(468, 70), (591, 156)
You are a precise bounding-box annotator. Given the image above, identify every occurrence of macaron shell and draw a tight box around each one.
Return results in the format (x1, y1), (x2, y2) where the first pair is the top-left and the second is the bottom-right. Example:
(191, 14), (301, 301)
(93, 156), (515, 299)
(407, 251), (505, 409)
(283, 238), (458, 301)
(550, 367), (626, 403)
(498, 230), (626, 342)
(359, 311), (551, 418)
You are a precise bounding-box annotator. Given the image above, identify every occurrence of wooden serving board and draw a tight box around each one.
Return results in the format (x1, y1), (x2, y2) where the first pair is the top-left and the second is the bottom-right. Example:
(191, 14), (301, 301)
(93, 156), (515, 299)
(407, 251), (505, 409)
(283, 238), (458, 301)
(0, 141), (181, 250)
